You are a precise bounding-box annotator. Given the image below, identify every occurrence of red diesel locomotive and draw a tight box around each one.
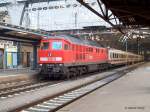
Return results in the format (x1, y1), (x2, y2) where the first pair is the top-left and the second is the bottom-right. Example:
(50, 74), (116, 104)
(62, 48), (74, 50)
(38, 34), (143, 79)
(38, 35), (108, 78)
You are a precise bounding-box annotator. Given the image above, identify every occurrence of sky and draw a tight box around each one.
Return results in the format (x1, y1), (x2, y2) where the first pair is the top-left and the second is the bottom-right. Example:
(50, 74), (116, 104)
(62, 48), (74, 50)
(0, 0), (117, 31)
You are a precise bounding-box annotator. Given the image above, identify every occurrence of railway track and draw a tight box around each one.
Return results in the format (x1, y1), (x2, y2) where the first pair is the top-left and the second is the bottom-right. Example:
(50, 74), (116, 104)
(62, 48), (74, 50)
(0, 80), (59, 100)
(0, 71), (104, 100)
(0, 80), (36, 91)
(19, 66), (135, 112)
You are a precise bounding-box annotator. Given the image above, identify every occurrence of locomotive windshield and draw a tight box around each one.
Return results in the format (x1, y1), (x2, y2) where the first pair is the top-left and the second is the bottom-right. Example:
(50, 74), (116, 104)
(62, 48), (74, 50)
(41, 42), (49, 50)
(52, 41), (62, 50)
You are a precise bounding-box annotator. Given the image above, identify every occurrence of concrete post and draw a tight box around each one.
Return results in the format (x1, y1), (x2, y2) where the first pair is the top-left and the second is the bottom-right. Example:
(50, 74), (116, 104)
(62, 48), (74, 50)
(32, 44), (37, 69)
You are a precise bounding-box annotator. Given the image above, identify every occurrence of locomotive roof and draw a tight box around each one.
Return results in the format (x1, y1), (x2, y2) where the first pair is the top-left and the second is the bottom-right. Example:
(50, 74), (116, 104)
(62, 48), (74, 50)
(48, 34), (102, 48)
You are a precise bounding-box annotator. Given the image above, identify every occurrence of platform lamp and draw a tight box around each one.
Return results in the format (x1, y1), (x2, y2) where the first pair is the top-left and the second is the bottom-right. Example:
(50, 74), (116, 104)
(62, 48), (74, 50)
(120, 34), (129, 66)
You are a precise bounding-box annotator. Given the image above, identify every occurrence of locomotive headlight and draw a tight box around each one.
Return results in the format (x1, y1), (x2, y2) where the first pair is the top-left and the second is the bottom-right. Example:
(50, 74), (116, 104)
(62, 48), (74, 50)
(39, 64), (43, 66)
(59, 64), (63, 66)
(55, 57), (62, 61)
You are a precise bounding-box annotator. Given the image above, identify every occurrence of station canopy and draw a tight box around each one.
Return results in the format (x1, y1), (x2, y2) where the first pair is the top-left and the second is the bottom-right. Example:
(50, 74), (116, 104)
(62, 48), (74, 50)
(0, 23), (46, 43)
(101, 0), (150, 27)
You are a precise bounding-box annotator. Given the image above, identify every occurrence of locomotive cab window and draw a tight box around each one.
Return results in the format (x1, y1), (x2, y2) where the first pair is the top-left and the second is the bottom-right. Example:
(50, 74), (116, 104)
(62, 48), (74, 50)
(41, 42), (49, 50)
(52, 41), (62, 50)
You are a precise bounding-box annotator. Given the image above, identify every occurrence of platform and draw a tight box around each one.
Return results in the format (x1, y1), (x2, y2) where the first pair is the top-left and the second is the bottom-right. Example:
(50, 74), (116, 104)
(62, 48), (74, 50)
(0, 68), (39, 83)
(57, 62), (150, 112)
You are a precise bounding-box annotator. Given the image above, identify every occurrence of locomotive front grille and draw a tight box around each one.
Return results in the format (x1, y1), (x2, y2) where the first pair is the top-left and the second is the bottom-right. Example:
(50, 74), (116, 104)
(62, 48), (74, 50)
(41, 64), (64, 74)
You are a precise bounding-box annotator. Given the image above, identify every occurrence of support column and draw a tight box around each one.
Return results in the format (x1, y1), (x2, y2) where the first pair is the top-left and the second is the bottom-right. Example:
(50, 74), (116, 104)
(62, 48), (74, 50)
(32, 44), (37, 69)
(3, 44), (7, 70)
(17, 42), (21, 66)
(144, 48), (147, 61)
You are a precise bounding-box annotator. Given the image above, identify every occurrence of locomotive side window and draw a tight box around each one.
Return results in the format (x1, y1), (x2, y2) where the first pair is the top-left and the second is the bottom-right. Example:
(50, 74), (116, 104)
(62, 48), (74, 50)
(91, 48), (93, 52)
(41, 42), (49, 50)
(86, 48), (88, 52)
(79, 46), (82, 52)
(64, 44), (69, 50)
(72, 45), (74, 50)
(52, 41), (62, 50)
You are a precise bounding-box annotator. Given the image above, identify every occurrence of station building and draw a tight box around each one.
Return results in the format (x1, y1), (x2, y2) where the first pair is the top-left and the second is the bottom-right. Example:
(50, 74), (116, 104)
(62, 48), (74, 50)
(0, 40), (33, 69)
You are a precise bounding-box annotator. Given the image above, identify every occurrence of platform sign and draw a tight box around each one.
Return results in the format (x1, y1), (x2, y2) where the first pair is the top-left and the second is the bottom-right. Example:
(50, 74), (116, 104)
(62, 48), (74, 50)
(7, 53), (12, 67)
(0, 49), (4, 69)
(0, 40), (13, 49)
(6, 46), (18, 68)
(6, 46), (17, 52)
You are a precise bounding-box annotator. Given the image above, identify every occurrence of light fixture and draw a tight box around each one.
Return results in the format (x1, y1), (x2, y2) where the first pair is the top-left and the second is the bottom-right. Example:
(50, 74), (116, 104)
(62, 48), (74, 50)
(17, 32), (27, 35)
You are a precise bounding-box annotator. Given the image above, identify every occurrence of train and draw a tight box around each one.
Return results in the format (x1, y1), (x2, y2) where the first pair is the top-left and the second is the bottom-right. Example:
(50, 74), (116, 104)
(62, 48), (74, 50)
(38, 34), (143, 79)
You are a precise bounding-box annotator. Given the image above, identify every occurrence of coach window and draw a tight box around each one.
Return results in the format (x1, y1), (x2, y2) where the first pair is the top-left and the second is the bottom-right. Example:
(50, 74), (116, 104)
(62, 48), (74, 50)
(113, 53), (115, 58)
(41, 42), (49, 50)
(111, 53), (113, 58)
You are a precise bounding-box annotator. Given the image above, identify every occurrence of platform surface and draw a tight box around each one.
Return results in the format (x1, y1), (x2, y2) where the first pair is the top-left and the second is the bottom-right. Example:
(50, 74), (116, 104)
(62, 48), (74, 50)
(0, 68), (39, 82)
(0, 68), (38, 76)
(57, 62), (150, 112)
